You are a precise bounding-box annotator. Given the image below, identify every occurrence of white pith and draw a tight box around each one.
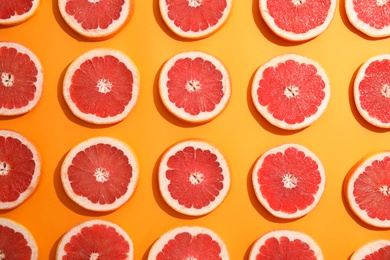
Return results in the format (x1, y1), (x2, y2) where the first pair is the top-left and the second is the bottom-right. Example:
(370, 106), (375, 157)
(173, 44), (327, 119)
(0, 162), (10, 176)
(292, 0), (306, 5)
(94, 167), (110, 183)
(282, 173), (298, 188)
(1, 72), (14, 87)
(189, 172), (204, 184)
(188, 0), (202, 7)
(96, 79), (112, 94)
(185, 79), (201, 92)
(376, 0), (389, 6)
(284, 85), (299, 98)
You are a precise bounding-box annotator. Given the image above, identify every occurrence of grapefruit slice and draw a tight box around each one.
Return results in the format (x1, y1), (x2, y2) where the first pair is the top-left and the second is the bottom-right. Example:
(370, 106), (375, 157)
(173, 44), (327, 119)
(249, 230), (323, 259)
(354, 54), (390, 128)
(148, 226), (229, 259)
(159, 0), (232, 39)
(0, 0), (41, 26)
(56, 219), (134, 259)
(252, 143), (326, 219)
(58, 0), (132, 40)
(63, 48), (140, 125)
(0, 41), (43, 116)
(61, 136), (139, 212)
(351, 240), (390, 260)
(0, 217), (38, 259)
(159, 51), (231, 123)
(158, 139), (230, 216)
(344, 151), (390, 228)
(251, 54), (330, 130)
(259, 0), (336, 41)
(0, 130), (41, 210)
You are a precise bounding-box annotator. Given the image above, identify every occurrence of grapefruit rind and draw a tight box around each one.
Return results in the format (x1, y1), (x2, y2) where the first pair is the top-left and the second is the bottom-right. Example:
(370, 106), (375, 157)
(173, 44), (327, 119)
(251, 54), (330, 130)
(159, 51), (231, 123)
(63, 48), (140, 125)
(61, 136), (139, 212)
(0, 41), (43, 116)
(252, 143), (326, 219)
(0, 0), (41, 26)
(148, 226), (229, 260)
(351, 240), (390, 260)
(158, 139), (231, 216)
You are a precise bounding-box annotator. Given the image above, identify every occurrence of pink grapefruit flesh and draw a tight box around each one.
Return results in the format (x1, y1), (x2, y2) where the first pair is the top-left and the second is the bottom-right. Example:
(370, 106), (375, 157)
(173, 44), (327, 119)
(351, 240), (390, 260)
(0, 0), (41, 26)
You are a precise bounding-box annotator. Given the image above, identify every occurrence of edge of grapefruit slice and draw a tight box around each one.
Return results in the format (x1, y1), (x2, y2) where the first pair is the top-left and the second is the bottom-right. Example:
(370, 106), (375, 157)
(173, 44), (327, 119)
(351, 239), (390, 260)
(0, 0), (41, 26)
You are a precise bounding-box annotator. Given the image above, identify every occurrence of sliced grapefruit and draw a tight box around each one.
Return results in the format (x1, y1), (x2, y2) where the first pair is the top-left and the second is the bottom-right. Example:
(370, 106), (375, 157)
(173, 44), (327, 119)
(0, 130), (41, 210)
(354, 54), (390, 128)
(158, 139), (230, 216)
(344, 151), (390, 228)
(61, 136), (138, 212)
(63, 48), (140, 125)
(159, 51), (231, 123)
(249, 230), (323, 259)
(56, 219), (133, 259)
(0, 217), (38, 259)
(148, 226), (229, 259)
(251, 54), (330, 130)
(252, 143), (326, 219)
(0, 0), (41, 26)
(351, 240), (390, 260)
(58, 0), (133, 40)
(259, 0), (336, 41)
(0, 41), (43, 116)
(159, 0), (232, 39)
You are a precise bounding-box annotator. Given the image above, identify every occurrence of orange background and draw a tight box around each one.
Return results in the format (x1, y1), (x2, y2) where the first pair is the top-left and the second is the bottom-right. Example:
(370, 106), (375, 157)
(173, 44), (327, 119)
(1, 0), (390, 259)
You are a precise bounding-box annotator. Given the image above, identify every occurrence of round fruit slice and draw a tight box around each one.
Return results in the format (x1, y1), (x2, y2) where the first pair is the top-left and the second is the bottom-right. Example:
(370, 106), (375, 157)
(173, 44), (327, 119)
(252, 143), (325, 219)
(159, 0), (232, 39)
(63, 48), (140, 125)
(0, 218), (38, 259)
(259, 0), (336, 41)
(0, 130), (41, 210)
(61, 137), (138, 212)
(148, 226), (229, 259)
(159, 139), (230, 216)
(58, 0), (132, 40)
(249, 230), (323, 259)
(251, 54), (330, 130)
(0, 42), (43, 116)
(0, 0), (41, 26)
(344, 151), (390, 228)
(354, 54), (390, 128)
(56, 219), (133, 259)
(351, 240), (390, 260)
(159, 51), (231, 123)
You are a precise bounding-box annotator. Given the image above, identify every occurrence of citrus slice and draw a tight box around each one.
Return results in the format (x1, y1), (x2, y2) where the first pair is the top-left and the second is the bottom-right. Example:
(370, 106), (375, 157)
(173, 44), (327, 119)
(351, 240), (390, 260)
(63, 48), (140, 125)
(344, 151), (390, 228)
(0, 0), (41, 26)
(259, 0), (336, 41)
(354, 54), (390, 128)
(159, 51), (231, 123)
(148, 226), (229, 259)
(58, 0), (132, 40)
(0, 41), (43, 116)
(249, 230), (323, 259)
(159, 0), (232, 39)
(0, 217), (38, 259)
(251, 54), (330, 130)
(0, 130), (41, 210)
(252, 143), (326, 219)
(56, 219), (134, 259)
(158, 139), (230, 216)
(61, 136), (138, 212)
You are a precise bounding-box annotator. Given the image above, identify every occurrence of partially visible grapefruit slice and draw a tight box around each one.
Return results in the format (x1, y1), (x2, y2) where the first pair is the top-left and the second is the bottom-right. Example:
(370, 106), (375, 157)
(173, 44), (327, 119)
(344, 151), (390, 228)
(354, 54), (390, 128)
(148, 226), (229, 259)
(252, 143), (326, 219)
(159, 51), (231, 123)
(0, 217), (38, 259)
(63, 48), (140, 125)
(0, 0), (41, 26)
(56, 219), (134, 259)
(61, 136), (139, 212)
(251, 54), (330, 130)
(0, 41), (43, 116)
(158, 139), (230, 216)
(259, 0), (336, 41)
(249, 230), (323, 259)
(0, 130), (41, 210)
(58, 0), (133, 40)
(159, 0), (232, 39)
(351, 240), (390, 260)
